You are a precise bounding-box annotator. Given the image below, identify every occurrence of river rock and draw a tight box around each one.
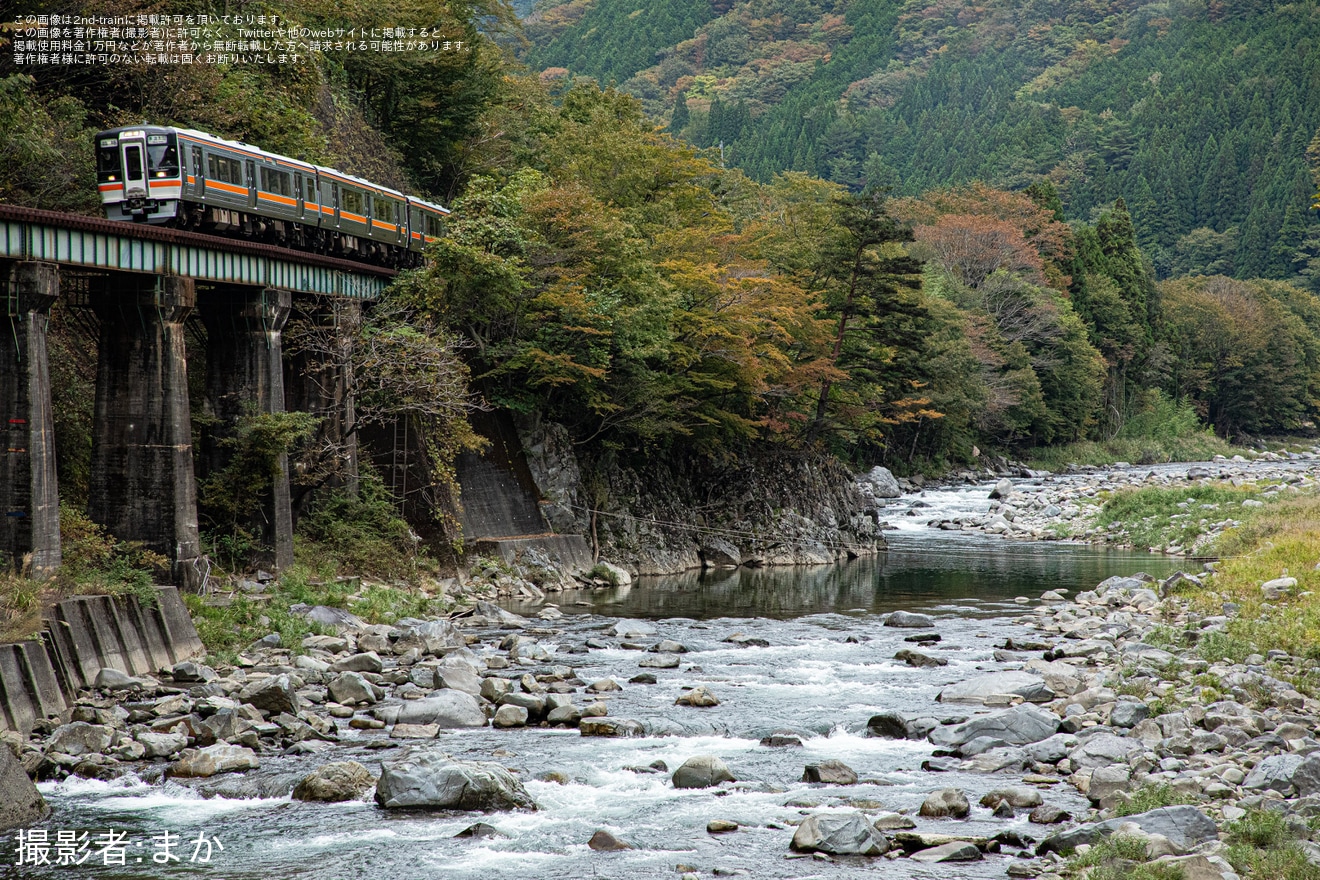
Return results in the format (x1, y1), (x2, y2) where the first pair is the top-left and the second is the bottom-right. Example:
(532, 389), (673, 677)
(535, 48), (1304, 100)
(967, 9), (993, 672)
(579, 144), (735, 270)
(1037, 806), (1219, 855)
(803, 760), (857, 785)
(332, 652), (383, 674)
(708, 819), (738, 833)
(587, 829), (631, 851)
(911, 841), (982, 863)
(919, 788), (970, 818)
(1110, 697), (1150, 728)
(938, 671), (1053, 704)
(1088, 765), (1133, 806)
(304, 605), (367, 631)
(613, 620), (655, 638)
(135, 729), (188, 759)
(0, 746), (47, 831)
(587, 678), (622, 693)
(896, 648), (947, 668)
(46, 722), (114, 757)
(866, 711), (937, 740)
(1243, 753), (1307, 794)
(375, 756), (537, 811)
(989, 478), (1014, 499)
(1068, 733), (1141, 769)
(1029, 804), (1071, 824)
(493, 705), (529, 728)
(580, 718), (644, 737)
(547, 704), (582, 726)
(93, 667), (143, 690)
(790, 811), (889, 856)
(672, 755), (735, 789)
(676, 687), (719, 707)
(885, 611), (935, 628)
(239, 674), (299, 716)
(293, 761), (375, 802)
(328, 671), (379, 705)
(167, 744), (260, 778)
(861, 466), (902, 499)
(980, 787), (1043, 809)
(639, 654), (681, 669)
(700, 537), (741, 568)
(928, 704), (1059, 748)
(395, 692), (486, 728)
(172, 661), (218, 683)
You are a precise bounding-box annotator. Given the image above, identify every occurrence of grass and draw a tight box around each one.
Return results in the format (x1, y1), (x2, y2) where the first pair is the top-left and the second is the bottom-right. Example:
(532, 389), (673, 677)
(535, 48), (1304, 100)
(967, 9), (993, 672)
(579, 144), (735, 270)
(1112, 784), (1197, 817)
(1092, 483), (1266, 551)
(184, 562), (453, 662)
(1190, 493), (1320, 661)
(1065, 835), (1186, 880)
(1, 504), (166, 642)
(1224, 809), (1320, 880)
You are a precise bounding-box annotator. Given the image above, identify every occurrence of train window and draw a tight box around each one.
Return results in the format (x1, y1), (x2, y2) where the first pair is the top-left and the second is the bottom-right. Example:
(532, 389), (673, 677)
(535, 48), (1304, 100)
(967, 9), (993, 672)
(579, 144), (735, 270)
(146, 136), (179, 177)
(207, 154), (243, 185)
(332, 183), (339, 208)
(124, 146), (144, 181)
(96, 145), (119, 182)
(303, 176), (316, 203)
(260, 167), (292, 196)
(426, 214), (444, 237)
(342, 189), (364, 216)
(373, 197), (395, 222)
(192, 146), (202, 176)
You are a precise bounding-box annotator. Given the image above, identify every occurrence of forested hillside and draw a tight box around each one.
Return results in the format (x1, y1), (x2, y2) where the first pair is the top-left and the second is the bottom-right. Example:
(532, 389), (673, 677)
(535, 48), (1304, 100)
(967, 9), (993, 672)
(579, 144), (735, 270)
(522, 0), (1320, 284)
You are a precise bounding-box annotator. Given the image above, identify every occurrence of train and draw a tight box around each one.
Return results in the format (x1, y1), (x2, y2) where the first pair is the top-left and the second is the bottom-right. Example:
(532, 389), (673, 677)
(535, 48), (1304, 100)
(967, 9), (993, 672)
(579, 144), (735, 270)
(94, 124), (449, 268)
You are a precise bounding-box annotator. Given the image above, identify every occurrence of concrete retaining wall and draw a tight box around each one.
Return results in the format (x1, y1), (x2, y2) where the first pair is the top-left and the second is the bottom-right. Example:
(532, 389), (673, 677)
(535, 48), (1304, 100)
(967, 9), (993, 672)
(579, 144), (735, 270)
(0, 586), (203, 735)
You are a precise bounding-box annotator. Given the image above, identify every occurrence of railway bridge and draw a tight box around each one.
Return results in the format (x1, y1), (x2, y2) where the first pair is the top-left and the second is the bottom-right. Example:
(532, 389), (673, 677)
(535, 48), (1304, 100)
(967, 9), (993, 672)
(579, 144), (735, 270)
(1, 205), (396, 589)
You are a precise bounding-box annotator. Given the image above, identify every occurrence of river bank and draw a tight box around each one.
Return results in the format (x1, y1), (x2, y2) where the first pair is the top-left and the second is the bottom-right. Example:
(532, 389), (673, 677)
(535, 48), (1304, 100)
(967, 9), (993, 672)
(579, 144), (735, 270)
(13, 457), (1320, 879)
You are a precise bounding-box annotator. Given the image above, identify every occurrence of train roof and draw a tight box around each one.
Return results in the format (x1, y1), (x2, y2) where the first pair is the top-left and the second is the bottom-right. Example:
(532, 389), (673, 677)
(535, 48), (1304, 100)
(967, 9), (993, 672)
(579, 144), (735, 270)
(408, 196), (452, 216)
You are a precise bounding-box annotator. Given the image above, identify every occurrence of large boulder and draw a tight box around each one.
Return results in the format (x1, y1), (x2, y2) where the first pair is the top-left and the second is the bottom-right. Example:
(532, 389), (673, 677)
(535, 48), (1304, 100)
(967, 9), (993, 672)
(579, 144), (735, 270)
(885, 611), (935, 628)
(135, 729), (189, 759)
(328, 671), (380, 705)
(0, 744), (47, 831)
(1068, 734), (1142, 770)
(937, 671), (1054, 704)
(1037, 806), (1219, 856)
(919, 788), (970, 819)
(672, 755), (735, 789)
(238, 674), (299, 716)
(293, 761), (376, 802)
(394, 692), (487, 728)
(332, 652), (384, 674)
(790, 811), (889, 856)
(928, 704), (1059, 749)
(803, 760), (857, 785)
(1244, 754), (1307, 795)
(374, 757), (537, 811)
(861, 466), (902, 499)
(45, 722), (113, 757)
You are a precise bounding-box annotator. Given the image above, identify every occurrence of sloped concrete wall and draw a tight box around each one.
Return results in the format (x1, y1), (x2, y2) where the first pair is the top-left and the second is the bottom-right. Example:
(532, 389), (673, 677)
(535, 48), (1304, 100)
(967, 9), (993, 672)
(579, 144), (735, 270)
(0, 586), (203, 734)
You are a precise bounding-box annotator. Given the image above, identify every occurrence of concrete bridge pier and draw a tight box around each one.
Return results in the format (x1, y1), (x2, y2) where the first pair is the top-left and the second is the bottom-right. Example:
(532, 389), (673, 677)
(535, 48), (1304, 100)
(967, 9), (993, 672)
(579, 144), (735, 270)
(89, 275), (201, 590)
(0, 262), (61, 578)
(200, 286), (295, 570)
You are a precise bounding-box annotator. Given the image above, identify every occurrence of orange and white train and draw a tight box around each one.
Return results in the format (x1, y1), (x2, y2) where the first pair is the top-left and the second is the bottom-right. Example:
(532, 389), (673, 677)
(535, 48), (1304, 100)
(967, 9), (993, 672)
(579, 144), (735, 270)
(94, 125), (449, 267)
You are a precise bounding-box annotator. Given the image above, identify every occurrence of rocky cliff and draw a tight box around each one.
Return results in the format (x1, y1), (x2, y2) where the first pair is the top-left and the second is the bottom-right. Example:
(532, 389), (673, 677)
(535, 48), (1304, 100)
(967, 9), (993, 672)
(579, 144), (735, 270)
(516, 417), (885, 575)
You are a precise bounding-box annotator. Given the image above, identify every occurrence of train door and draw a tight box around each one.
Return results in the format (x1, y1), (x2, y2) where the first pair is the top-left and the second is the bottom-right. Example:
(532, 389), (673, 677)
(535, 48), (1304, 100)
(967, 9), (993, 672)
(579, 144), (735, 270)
(191, 145), (204, 197)
(245, 160), (257, 208)
(332, 183), (341, 229)
(120, 135), (148, 199)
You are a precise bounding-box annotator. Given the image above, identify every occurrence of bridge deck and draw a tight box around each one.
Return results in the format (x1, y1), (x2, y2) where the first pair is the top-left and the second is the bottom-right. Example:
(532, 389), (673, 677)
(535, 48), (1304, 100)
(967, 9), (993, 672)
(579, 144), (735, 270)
(0, 204), (396, 298)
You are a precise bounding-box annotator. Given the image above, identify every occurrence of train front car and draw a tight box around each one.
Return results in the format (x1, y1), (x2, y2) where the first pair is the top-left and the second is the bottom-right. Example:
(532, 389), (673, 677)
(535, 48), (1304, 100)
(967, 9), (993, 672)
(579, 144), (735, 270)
(95, 126), (182, 223)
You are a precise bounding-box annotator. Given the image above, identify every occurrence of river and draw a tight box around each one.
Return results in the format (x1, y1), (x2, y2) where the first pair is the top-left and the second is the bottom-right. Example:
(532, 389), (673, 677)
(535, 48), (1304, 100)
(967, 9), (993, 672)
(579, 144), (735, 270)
(25, 481), (1189, 880)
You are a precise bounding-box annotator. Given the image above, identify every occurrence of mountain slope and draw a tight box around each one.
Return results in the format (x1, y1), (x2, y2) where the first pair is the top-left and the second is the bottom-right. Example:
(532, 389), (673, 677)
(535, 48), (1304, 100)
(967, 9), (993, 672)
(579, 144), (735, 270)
(521, 0), (1320, 281)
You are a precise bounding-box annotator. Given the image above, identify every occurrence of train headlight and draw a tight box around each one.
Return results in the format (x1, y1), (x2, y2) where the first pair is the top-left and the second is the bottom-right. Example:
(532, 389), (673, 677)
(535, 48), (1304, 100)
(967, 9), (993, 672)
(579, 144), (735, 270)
(156, 171), (167, 178)
(108, 175), (116, 181)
